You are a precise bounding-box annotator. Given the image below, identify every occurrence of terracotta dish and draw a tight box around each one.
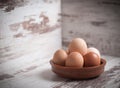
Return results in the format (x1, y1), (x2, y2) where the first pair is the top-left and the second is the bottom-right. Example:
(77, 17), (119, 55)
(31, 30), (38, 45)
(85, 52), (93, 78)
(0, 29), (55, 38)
(50, 59), (106, 79)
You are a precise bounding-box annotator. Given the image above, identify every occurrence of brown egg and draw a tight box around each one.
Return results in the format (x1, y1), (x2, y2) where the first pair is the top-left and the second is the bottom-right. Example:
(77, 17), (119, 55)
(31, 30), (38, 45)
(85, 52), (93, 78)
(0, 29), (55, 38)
(68, 38), (87, 55)
(84, 52), (100, 67)
(52, 49), (68, 66)
(66, 52), (84, 67)
(66, 49), (70, 55)
(87, 47), (101, 58)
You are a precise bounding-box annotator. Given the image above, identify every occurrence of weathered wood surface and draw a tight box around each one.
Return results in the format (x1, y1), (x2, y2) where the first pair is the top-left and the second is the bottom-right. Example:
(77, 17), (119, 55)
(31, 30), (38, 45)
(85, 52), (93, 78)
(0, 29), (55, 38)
(0, 0), (61, 64)
(0, 0), (61, 88)
(0, 55), (120, 88)
(62, 0), (120, 57)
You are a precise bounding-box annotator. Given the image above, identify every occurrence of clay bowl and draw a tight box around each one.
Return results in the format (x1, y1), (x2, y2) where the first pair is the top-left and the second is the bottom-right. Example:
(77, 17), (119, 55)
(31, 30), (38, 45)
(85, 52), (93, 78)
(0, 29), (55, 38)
(50, 59), (106, 79)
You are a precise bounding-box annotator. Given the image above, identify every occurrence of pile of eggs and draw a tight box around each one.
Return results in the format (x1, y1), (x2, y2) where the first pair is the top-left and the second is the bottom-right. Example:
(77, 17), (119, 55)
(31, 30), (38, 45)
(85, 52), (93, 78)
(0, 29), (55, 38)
(52, 38), (101, 68)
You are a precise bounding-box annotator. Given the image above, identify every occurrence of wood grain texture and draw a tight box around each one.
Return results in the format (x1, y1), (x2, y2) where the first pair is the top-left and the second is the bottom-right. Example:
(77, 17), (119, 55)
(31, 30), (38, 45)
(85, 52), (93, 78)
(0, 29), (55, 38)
(62, 0), (120, 57)
(0, 55), (120, 88)
(0, 0), (61, 64)
(0, 0), (61, 88)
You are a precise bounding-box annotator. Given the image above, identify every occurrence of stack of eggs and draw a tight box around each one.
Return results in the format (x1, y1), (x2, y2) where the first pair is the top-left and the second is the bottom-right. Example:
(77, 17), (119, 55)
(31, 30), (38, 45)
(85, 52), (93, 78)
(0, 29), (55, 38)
(52, 38), (101, 68)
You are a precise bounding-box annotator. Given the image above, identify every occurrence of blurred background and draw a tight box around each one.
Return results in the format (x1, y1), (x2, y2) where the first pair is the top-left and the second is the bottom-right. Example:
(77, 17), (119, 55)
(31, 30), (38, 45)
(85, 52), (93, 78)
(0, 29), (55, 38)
(62, 0), (120, 57)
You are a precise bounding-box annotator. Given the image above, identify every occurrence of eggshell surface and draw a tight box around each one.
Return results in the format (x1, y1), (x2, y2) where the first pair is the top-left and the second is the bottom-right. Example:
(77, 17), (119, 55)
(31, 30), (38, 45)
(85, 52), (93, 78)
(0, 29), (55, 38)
(88, 47), (101, 58)
(66, 52), (84, 67)
(53, 49), (68, 66)
(68, 38), (87, 55)
(84, 52), (100, 67)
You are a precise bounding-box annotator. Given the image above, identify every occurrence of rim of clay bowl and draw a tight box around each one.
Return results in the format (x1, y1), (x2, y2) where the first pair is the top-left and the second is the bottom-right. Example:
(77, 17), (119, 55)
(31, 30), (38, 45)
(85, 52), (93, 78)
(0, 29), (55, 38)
(50, 59), (106, 70)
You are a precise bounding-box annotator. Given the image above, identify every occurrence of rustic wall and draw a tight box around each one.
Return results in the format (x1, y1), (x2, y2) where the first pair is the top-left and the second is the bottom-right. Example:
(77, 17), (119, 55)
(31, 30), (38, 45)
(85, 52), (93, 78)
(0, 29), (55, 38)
(0, 0), (61, 64)
(62, 0), (120, 57)
(0, 0), (61, 87)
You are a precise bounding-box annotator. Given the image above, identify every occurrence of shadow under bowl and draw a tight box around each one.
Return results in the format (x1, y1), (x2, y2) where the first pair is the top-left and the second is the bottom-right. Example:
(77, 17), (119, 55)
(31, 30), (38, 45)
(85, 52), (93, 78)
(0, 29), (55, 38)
(50, 59), (106, 80)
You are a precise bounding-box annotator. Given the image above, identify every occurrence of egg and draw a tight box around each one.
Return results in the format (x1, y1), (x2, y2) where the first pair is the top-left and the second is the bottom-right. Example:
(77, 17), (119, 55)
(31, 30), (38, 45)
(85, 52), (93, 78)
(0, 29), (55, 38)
(68, 38), (87, 55)
(87, 47), (101, 58)
(52, 49), (68, 66)
(66, 52), (84, 67)
(66, 49), (70, 55)
(83, 52), (100, 67)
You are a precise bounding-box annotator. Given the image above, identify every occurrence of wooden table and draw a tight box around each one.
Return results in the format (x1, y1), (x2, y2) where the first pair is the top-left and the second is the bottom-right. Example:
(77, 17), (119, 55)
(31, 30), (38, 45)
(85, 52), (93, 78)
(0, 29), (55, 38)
(0, 55), (120, 88)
